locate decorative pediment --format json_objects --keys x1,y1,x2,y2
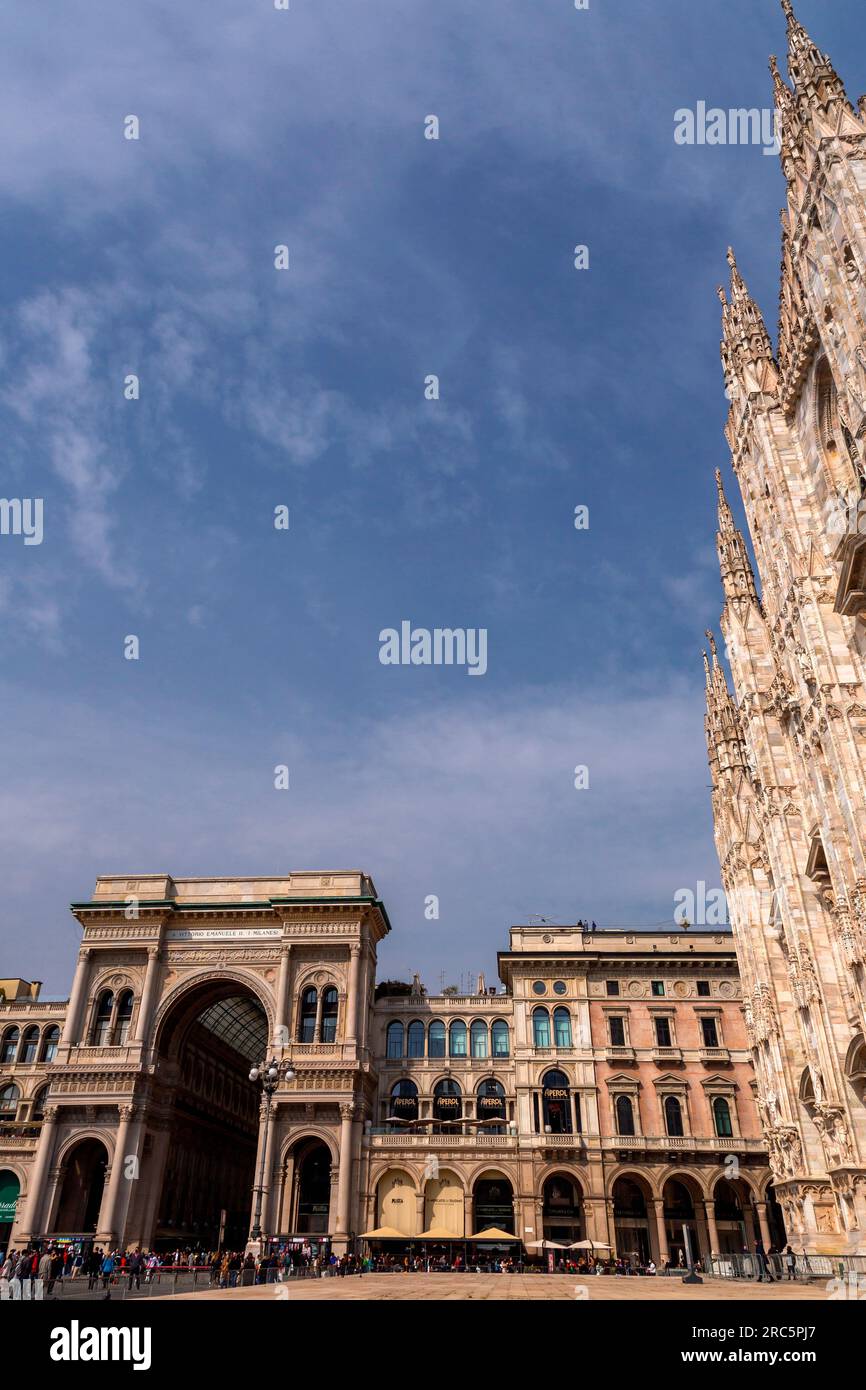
[
  {"x1": 651, "y1": 1073, "x2": 690, "y2": 1091},
  {"x1": 604, "y1": 1072, "x2": 641, "y2": 1090}
]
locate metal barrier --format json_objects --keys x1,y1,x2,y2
[{"x1": 708, "y1": 1252, "x2": 866, "y2": 1282}]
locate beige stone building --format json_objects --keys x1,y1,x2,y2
[
  {"x1": 0, "y1": 871, "x2": 782, "y2": 1265},
  {"x1": 705, "y1": 1, "x2": 866, "y2": 1253}
]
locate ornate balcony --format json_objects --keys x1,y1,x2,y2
[
  {"x1": 605, "y1": 1046, "x2": 636, "y2": 1063},
  {"x1": 652, "y1": 1046, "x2": 683, "y2": 1064},
  {"x1": 699, "y1": 1046, "x2": 731, "y2": 1065}
]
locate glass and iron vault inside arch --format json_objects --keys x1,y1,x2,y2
[{"x1": 152, "y1": 983, "x2": 268, "y2": 1250}]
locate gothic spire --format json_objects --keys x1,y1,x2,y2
[
  {"x1": 716, "y1": 469, "x2": 760, "y2": 607},
  {"x1": 703, "y1": 631, "x2": 751, "y2": 785},
  {"x1": 719, "y1": 248, "x2": 777, "y2": 397},
  {"x1": 780, "y1": 0, "x2": 852, "y2": 117}
]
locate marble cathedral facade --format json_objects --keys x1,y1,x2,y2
[{"x1": 705, "y1": 1, "x2": 866, "y2": 1252}]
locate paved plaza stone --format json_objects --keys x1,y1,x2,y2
[{"x1": 167, "y1": 1273, "x2": 830, "y2": 1302}]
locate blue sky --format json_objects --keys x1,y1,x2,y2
[{"x1": 1, "y1": 0, "x2": 861, "y2": 995}]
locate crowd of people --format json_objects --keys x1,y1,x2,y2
[{"x1": 0, "y1": 1234, "x2": 808, "y2": 1296}]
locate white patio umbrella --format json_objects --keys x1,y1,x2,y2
[
  {"x1": 525, "y1": 1239, "x2": 566, "y2": 1250},
  {"x1": 568, "y1": 1240, "x2": 611, "y2": 1250}
]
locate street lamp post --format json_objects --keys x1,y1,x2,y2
[{"x1": 248, "y1": 1056, "x2": 296, "y2": 1247}]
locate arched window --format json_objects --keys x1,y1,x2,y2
[
  {"x1": 532, "y1": 1007, "x2": 550, "y2": 1048},
  {"x1": 114, "y1": 990, "x2": 134, "y2": 1045},
  {"x1": 449, "y1": 1020, "x2": 467, "y2": 1058},
  {"x1": 432, "y1": 1078, "x2": 462, "y2": 1132},
  {"x1": 664, "y1": 1095, "x2": 684, "y2": 1137},
  {"x1": 91, "y1": 992, "x2": 114, "y2": 1046},
  {"x1": 298, "y1": 988, "x2": 317, "y2": 1044},
  {"x1": 553, "y1": 1007, "x2": 572, "y2": 1048},
  {"x1": 31, "y1": 1085, "x2": 49, "y2": 1122},
  {"x1": 476, "y1": 1077, "x2": 506, "y2": 1133},
  {"x1": 40, "y1": 1027, "x2": 60, "y2": 1064},
  {"x1": 386, "y1": 1021, "x2": 404, "y2": 1059},
  {"x1": 491, "y1": 1020, "x2": 510, "y2": 1057},
  {"x1": 542, "y1": 1069, "x2": 572, "y2": 1134},
  {"x1": 1, "y1": 1028, "x2": 20, "y2": 1065},
  {"x1": 470, "y1": 1020, "x2": 488, "y2": 1058},
  {"x1": 321, "y1": 987, "x2": 339, "y2": 1043},
  {"x1": 615, "y1": 1094, "x2": 635, "y2": 1136},
  {"x1": 0, "y1": 1084, "x2": 19, "y2": 1119},
  {"x1": 389, "y1": 1078, "x2": 419, "y2": 1126},
  {"x1": 713, "y1": 1096, "x2": 733, "y2": 1138},
  {"x1": 428, "y1": 1020, "x2": 446, "y2": 1058},
  {"x1": 19, "y1": 1026, "x2": 39, "y2": 1064},
  {"x1": 407, "y1": 1020, "x2": 425, "y2": 1058}
]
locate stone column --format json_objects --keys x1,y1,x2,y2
[
  {"x1": 19, "y1": 1106, "x2": 59, "y2": 1240},
  {"x1": 112, "y1": 1107, "x2": 145, "y2": 1244},
  {"x1": 97, "y1": 1105, "x2": 136, "y2": 1244},
  {"x1": 704, "y1": 1199, "x2": 720, "y2": 1256},
  {"x1": 314, "y1": 992, "x2": 325, "y2": 1043},
  {"x1": 61, "y1": 949, "x2": 92, "y2": 1046},
  {"x1": 755, "y1": 1201, "x2": 773, "y2": 1249},
  {"x1": 336, "y1": 1103, "x2": 356, "y2": 1240},
  {"x1": 653, "y1": 1198, "x2": 670, "y2": 1264},
  {"x1": 275, "y1": 946, "x2": 291, "y2": 1046},
  {"x1": 260, "y1": 1106, "x2": 279, "y2": 1236},
  {"x1": 134, "y1": 947, "x2": 161, "y2": 1045},
  {"x1": 346, "y1": 944, "x2": 362, "y2": 1045},
  {"x1": 248, "y1": 1094, "x2": 272, "y2": 1240}
]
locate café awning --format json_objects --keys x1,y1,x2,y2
[
  {"x1": 525, "y1": 1239, "x2": 566, "y2": 1250},
  {"x1": 569, "y1": 1240, "x2": 611, "y2": 1250},
  {"x1": 416, "y1": 1227, "x2": 462, "y2": 1240},
  {"x1": 467, "y1": 1228, "x2": 518, "y2": 1242},
  {"x1": 360, "y1": 1226, "x2": 409, "y2": 1240}
]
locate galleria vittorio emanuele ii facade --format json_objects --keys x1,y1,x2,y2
[{"x1": 0, "y1": 871, "x2": 782, "y2": 1265}]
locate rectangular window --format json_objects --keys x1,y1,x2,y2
[
  {"x1": 606, "y1": 980, "x2": 620, "y2": 997},
  {"x1": 701, "y1": 1017, "x2": 720, "y2": 1048},
  {"x1": 651, "y1": 980, "x2": 665, "y2": 997},
  {"x1": 608, "y1": 1016, "x2": 626, "y2": 1047},
  {"x1": 654, "y1": 1017, "x2": 672, "y2": 1047},
  {"x1": 696, "y1": 980, "x2": 711, "y2": 997}
]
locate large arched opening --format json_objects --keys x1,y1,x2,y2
[
  {"x1": 541, "y1": 1172, "x2": 584, "y2": 1244},
  {"x1": 52, "y1": 1139, "x2": 108, "y2": 1236},
  {"x1": 152, "y1": 979, "x2": 268, "y2": 1251},
  {"x1": 473, "y1": 1170, "x2": 515, "y2": 1235},
  {"x1": 611, "y1": 1173, "x2": 653, "y2": 1265}
]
